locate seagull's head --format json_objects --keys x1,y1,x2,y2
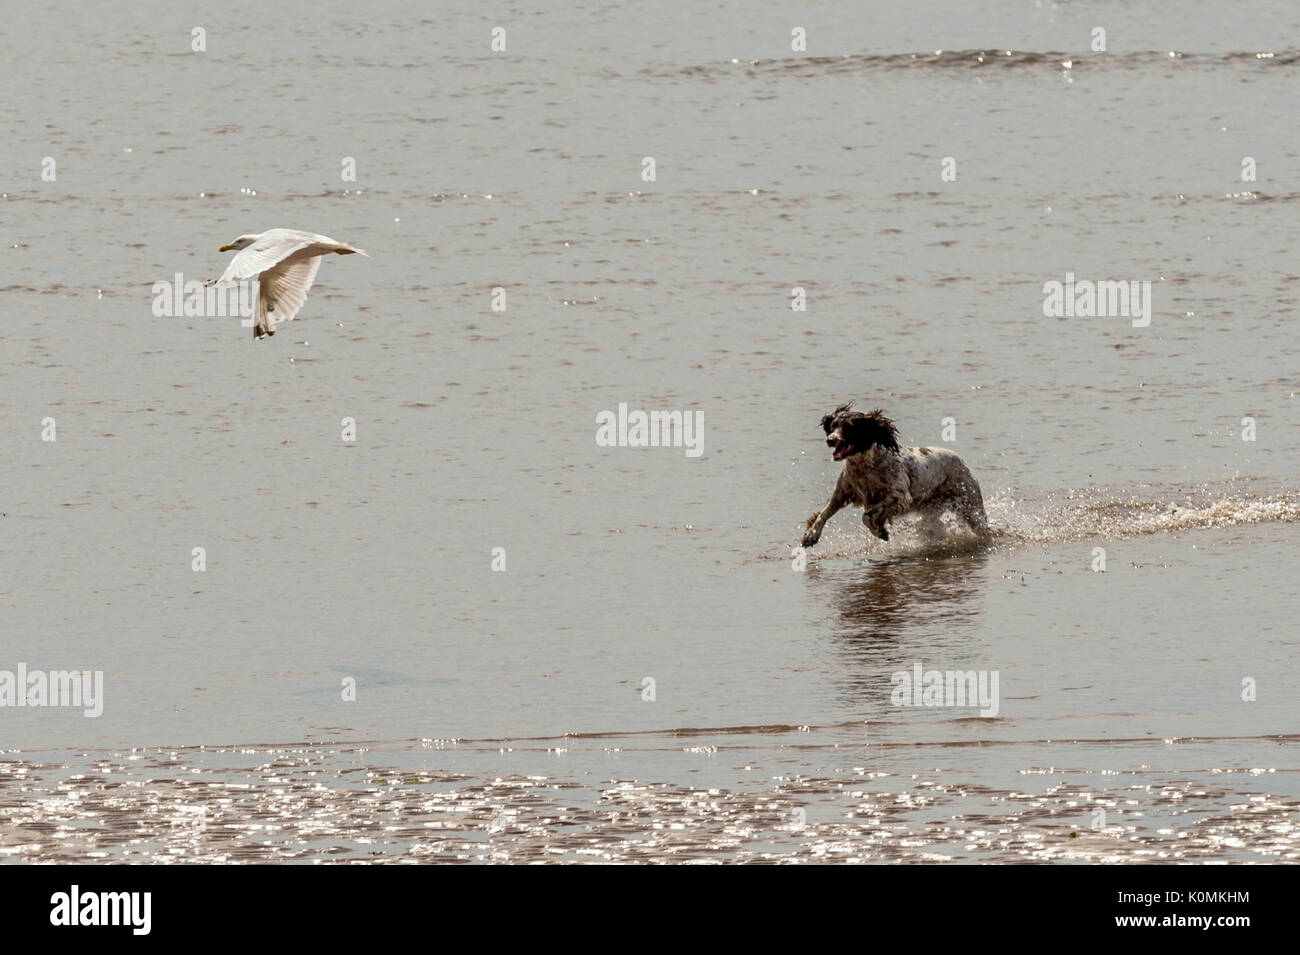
[{"x1": 219, "y1": 234, "x2": 258, "y2": 252}]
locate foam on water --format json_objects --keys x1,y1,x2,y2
[{"x1": 998, "y1": 486, "x2": 1300, "y2": 544}]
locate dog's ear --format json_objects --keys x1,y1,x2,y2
[
  {"x1": 851, "y1": 409, "x2": 900, "y2": 453},
  {"x1": 820, "y1": 413, "x2": 834, "y2": 433}
]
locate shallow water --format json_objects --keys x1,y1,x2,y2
[{"x1": 2, "y1": 0, "x2": 1298, "y2": 862}]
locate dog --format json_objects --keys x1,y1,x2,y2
[{"x1": 801, "y1": 404, "x2": 989, "y2": 548}]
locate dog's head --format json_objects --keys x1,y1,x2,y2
[{"x1": 819, "y1": 403, "x2": 900, "y2": 461}]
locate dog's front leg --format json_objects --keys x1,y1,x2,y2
[
  {"x1": 802, "y1": 485, "x2": 846, "y2": 548},
  {"x1": 863, "y1": 489, "x2": 912, "y2": 541},
  {"x1": 861, "y1": 505, "x2": 889, "y2": 541}
]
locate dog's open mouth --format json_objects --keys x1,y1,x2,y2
[{"x1": 832, "y1": 443, "x2": 856, "y2": 461}]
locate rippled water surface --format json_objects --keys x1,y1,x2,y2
[{"x1": 2, "y1": 0, "x2": 1298, "y2": 862}]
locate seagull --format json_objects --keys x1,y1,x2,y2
[{"x1": 215, "y1": 228, "x2": 366, "y2": 339}]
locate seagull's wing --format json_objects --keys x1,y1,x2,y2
[
  {"x1": 264, "y1": 229, "x2": 366, "y2": 257},
  {"x1": 256, "y1": 252, "x2": 323, "y2": 337},
  {"x1": 218, "y1": 231, "x2": 367, "y2": 285},
  {"x1": 218, "y1": 233, "x2": 315, "y2": 284},
  {"x1": 301, "y1": 233, "x2": 368, "y2": 257}
]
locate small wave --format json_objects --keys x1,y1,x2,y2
[{"x1": 665, "y1": 49, "x2": 1300, "y2": 82}]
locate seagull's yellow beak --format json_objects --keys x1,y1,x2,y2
[{"x1": 219, "y1": 244, "x2": 235, "y2": 251}]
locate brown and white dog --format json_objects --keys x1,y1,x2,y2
[{"x1": 801, "y1": 404, "x2": 989, "y2": 548}]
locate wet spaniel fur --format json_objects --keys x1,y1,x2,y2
[{"x1": 801, "y1": 404, "x2": 989, "y2": 547}]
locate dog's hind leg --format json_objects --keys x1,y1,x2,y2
[{"x1": 956, "y1": 484, "x2": 991, "y2": 539}]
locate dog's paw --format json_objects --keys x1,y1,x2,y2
[{"x1": 802, "y1": 512, "x2": 822, "y2": 547}]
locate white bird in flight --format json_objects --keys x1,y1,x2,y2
[{"x1": 216, "y1": 228, "x2": 366, "y2": 339}]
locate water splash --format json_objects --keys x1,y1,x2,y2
[{"x1": 801, "y1": 481, "x2": 1300, "y2": 559}]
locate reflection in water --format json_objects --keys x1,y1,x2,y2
[{"x1": 807, "y1": 548, "x2": 991, "y2": 710}]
